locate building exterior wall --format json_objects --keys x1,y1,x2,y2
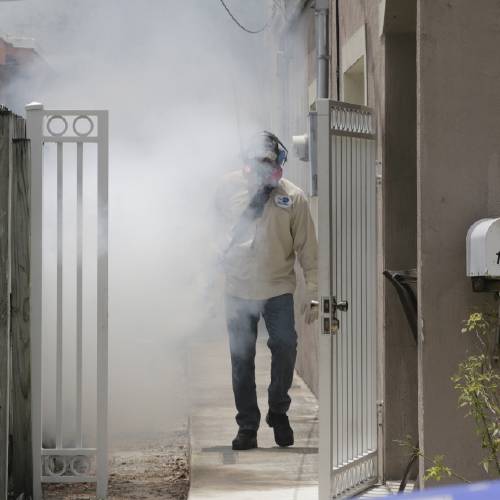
[
  {"x1": 383, "y1": 32, "x2": 418, "y2": 480},
  {"x1": 290, "y1": 9, "x2": 320, "y2": 396},
  {"x1": 417, "y1": 0, "x2": 500, "y2": 484}
]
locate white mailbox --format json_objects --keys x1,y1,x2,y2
[{"x1": 467, "y1": 218, "x2": 500, "y2": 285}]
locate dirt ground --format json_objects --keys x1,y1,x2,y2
[{"x1": 42, "y1": 426, "x2": 189, "y2": 500}]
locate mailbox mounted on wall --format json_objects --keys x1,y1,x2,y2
[{"x1": 467, "y1": 217, "x2": 500, "y2": 292}]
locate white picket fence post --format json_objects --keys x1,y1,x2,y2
[{"x1": 26, "y1": 103, "x2": 109, "y2": 499}]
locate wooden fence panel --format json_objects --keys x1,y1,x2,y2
[
  {"x1": 10, "y1": 138, "x2": 32, "y2": 498},
  {"x1": 12, "y1": 115, "x2": 25, "y2": 141},
  {"x1": 0, "y1": 108, "x2": 30, "y2": 499},
  {"x1": 0, "y1": 111, "x2": 11, "y2": 500}
]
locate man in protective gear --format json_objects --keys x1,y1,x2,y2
[{"x1": 216, "y1": 131, "x2": 318, "y2": 451}]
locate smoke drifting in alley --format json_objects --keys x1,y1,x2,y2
[{"x1": 1, "y1": 0, "x2": 277, "y2": 443}]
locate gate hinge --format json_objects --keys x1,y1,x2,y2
[
  {"x1": 376, "y1": 160, "x2": 383, "y2": 183},
  {"x1": 376, "y1": 400, "x2": 384, "y2": 428}
]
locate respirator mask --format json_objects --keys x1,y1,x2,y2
[{"x1": 243, "y1": 131, "x2": 288, "y2": 188}]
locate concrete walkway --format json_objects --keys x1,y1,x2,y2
[{"x1": 187, "y1": 328, "x2": 319, "y2": 500}]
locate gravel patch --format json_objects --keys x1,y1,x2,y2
[{"x1": 42, "y1": 426, "x2": 190, "y2": 499}]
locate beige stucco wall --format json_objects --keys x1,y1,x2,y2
[
  {"x1": 283, "y1": 0, "x2": 387, "y2": 400},
  {"x1": 277, "y1": 6, "x2": 320, "y2": 396},
  {"x1": 417, "y1": 0, "x2": 500, "y2": 484},
  {"x1": 383, "y1": 32, "x2": 418, "y2": 480}
]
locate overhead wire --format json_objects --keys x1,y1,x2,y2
[{"x1": 218, "y1": 0, "x2": 276, "y2": 34}]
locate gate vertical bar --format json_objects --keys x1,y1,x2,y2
[
  {"x1": 76, "y1": 142, "x2": 83, "y2": 447},
  {"x1": 56, "y1": 142, "x2": 64, "y2": 449},
  {"x1": 369, "y1": 139, "x2": 377, "y2": 451},
  {"x1": 96, "y1": 111, "x2": 109, "y2": 498},
  {"x1": 368, "y1": 135, "x2": 372, "y2": 449},
  {"x1": 345, "y1": 133, "x2": 351, "y2": 465},
  {"x1": 368, "y1": 131, "x2": 372, "y2": 451},
  {"x1": 26, "y1": 102, "x2": 44, "y2": 500},
  {"x1": 356, "y1": 135, "x2": 362, "y2": 460},
  {"x1": 351, "y1": 135, "x2": 360, "y2": 457},
  {"x1": 335, "y1": 134, "x2": 341, "y2": 471},
  {"x1": 367, "y1": 137, "x2": 372, "y2": 451},
  {"x1": 357, "y1": 135, "x2": 363, "y2": 459},
  {"x1": 331, "y1": 133, "x2": 339, "y2": 471},
  {"x1": 316, "y1": 98, "x2": 333, "y2": 500},
  {"x1": 341, "y1": 134, "x2": 347, "y2": 467},
  {"x1": 362, "y1": 126, "x2": 367, "y2": 451}
]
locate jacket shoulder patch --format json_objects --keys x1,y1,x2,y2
[{"x1": 274, "y1": 194, "x2": 293, "y2": 209}]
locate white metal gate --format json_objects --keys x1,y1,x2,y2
[
  {"x1": 314, "y1": 99, "x2": 378, "y2": 499},
  {"x1": 26, "y1": 103, "x2": 109, "y2": 499}
]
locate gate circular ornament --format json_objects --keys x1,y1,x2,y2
[
  {"x1": 70, "y1": 455, "x2": 92, "y2": 476},
  {"x1": 73, "y1": 115, "x2": 94, "y2": 137},
  {"x1": 46, "y1": 115, "x2": 68, "y2": 137},
  {"x1": 46, "y1": 455, "x2": 67, "y2": 476}
]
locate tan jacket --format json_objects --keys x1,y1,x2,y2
[{"x1": 215, "y1": 170, "x2": 318, "y2": 300}]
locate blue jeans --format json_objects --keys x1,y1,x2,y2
[{"x1": 225, "y1": 294, "x2": 298, "y2": 431}]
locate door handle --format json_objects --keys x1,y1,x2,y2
[
  {"x1": 331, "y1": 299, "x2": 347, "y2": 334},
  {"x1": 333, "y1": 298, "x2": 348, "y2": 313}
]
